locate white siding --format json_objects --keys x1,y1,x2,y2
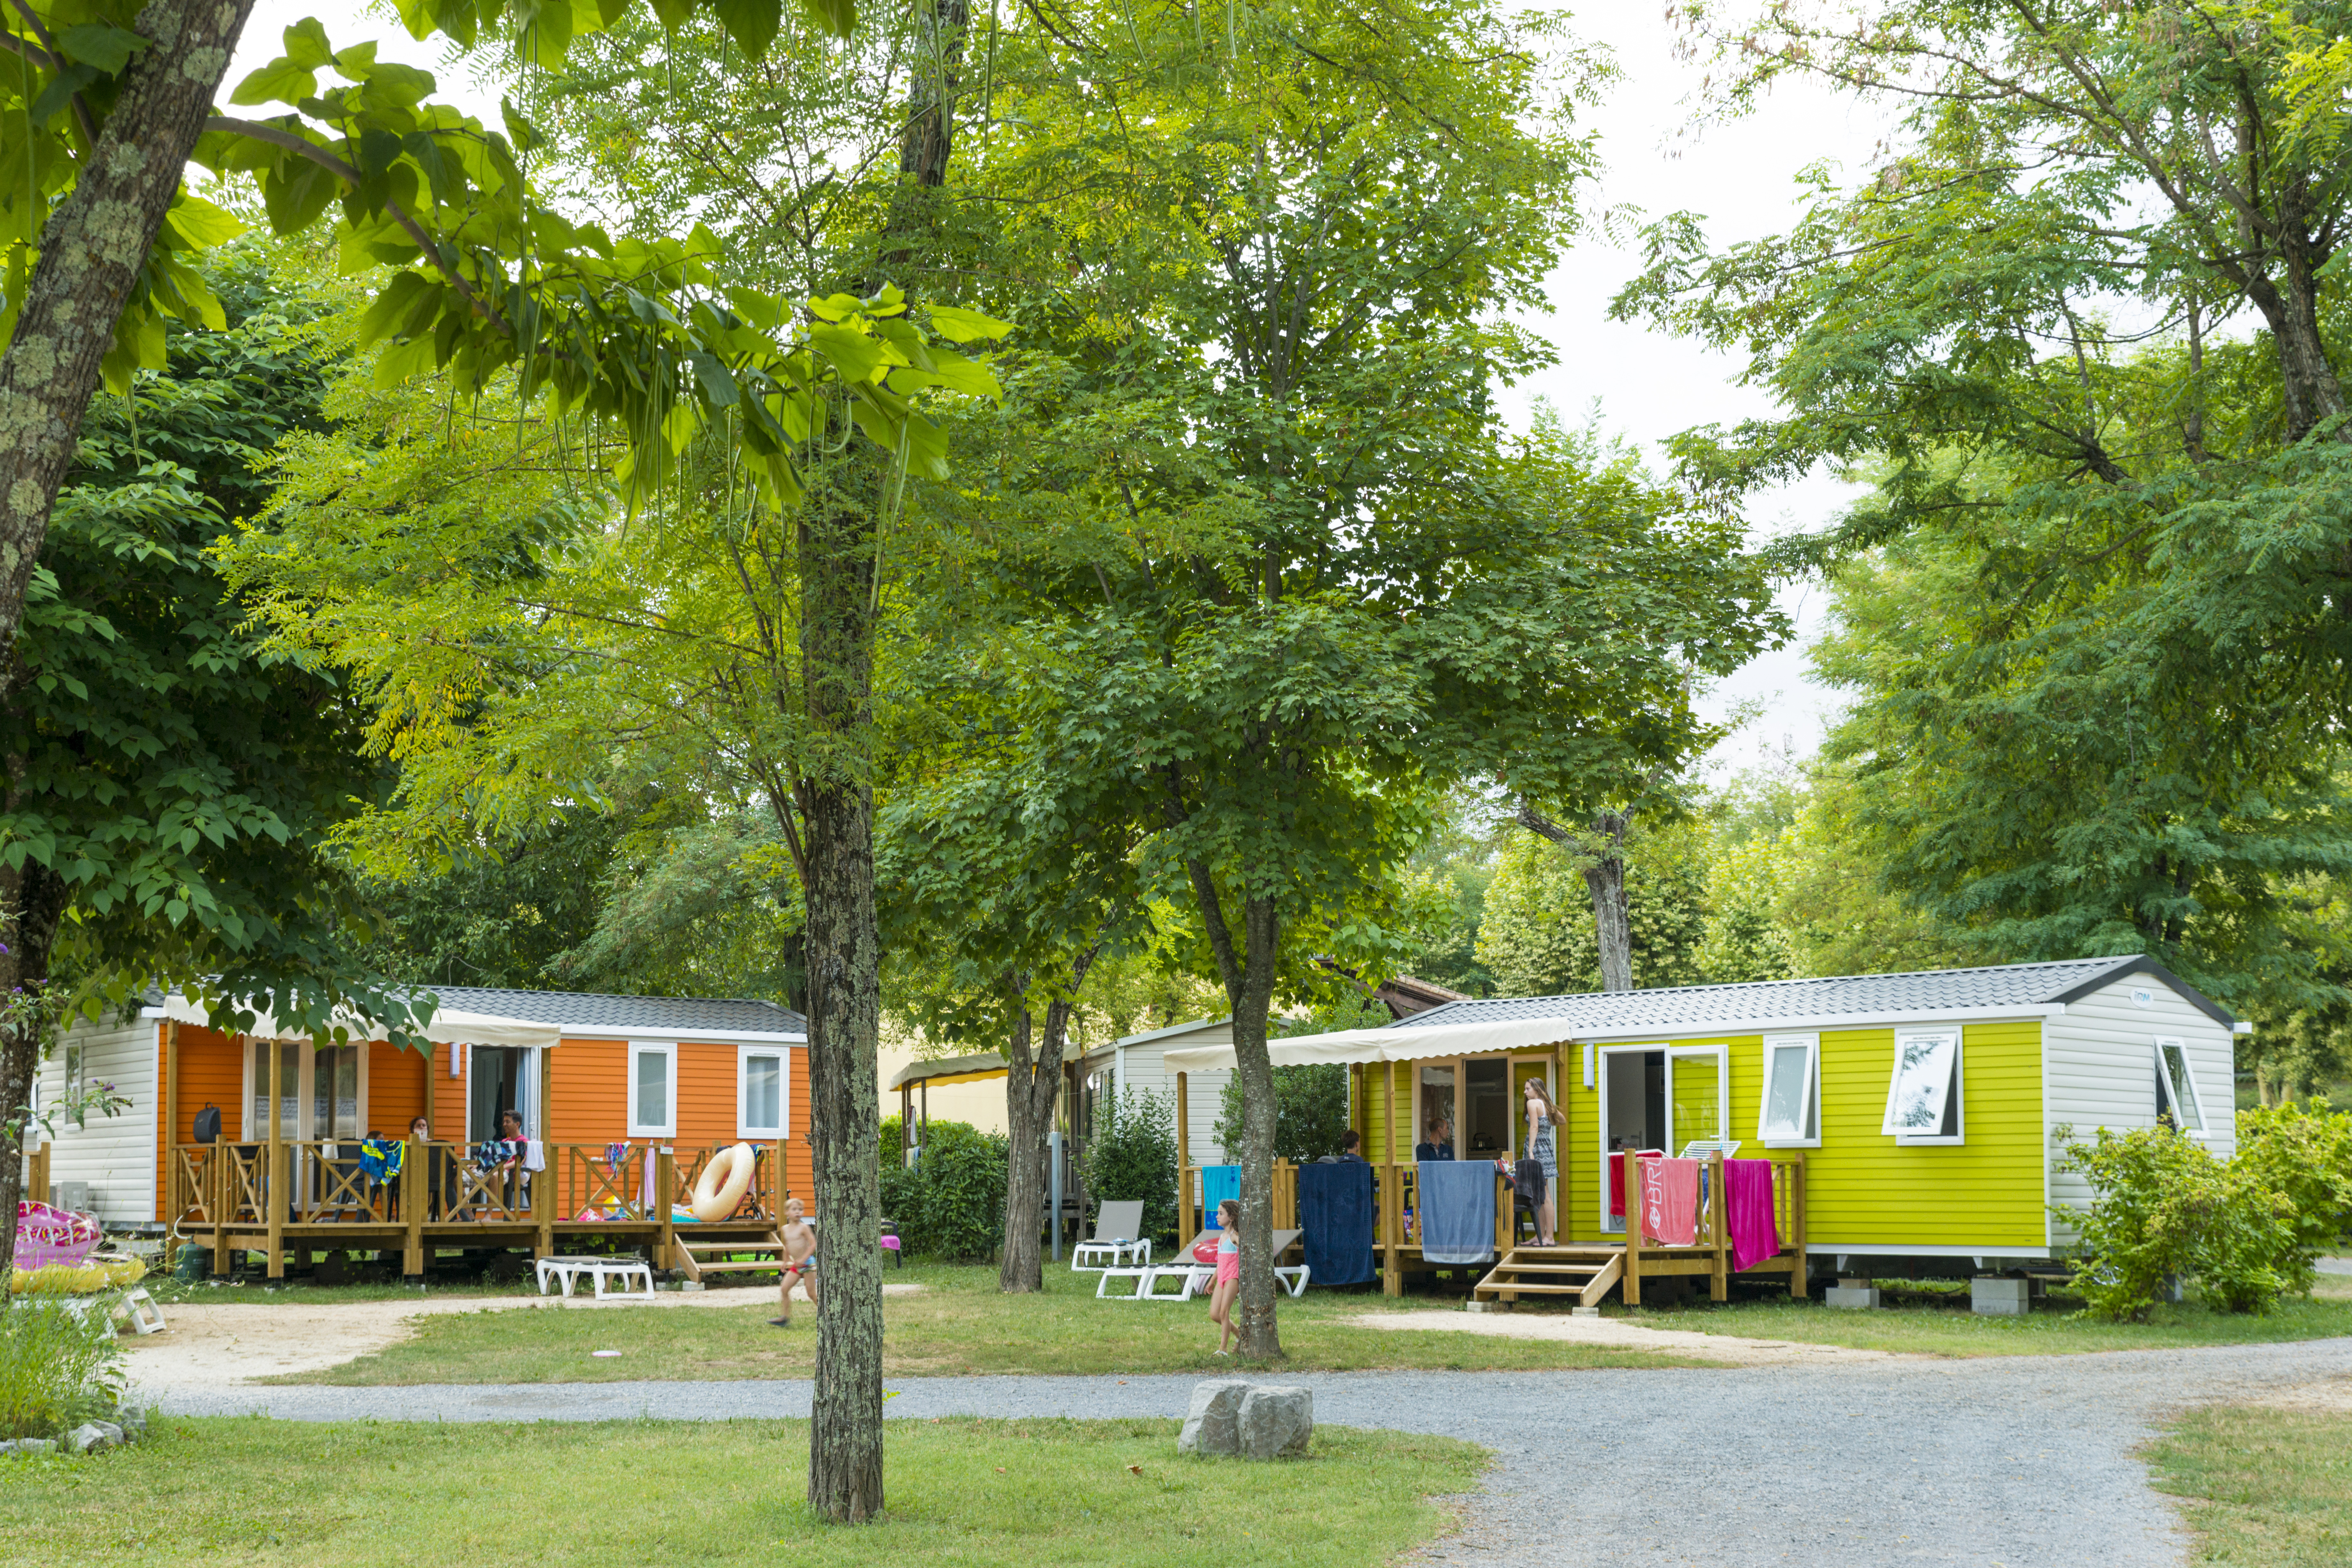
[
  {"x1": 2045, "y1": 974, "x2": 2238, "y2": 1241},
  {"x1": 1104, "y1": 1022, "x2": 1234, "y2": 1168},
  {"x1": 32, "y1": 1018, "x2": 158, "y2": 1223}
]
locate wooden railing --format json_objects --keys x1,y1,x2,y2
[
  {"x1": 1623, "y1": 1151, "x2": 1806, "y2": 1304},
  {"x1": 1174, "y1": 1158, "x2": 1298, "y2": 1243}
]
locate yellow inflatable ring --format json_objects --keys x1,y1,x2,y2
[{"x1": 690, "y1": 1143, "x2": 757, "y2": 1222}]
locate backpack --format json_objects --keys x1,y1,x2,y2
[{"x1": 193, "y1": 1104, "x2": 220, "y2": 1144}]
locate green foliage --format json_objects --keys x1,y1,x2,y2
[
  {"x1": 0, "y1": 1301, "x2": 124, "y2": 1441},
  {"x1": 2236, "y1": 1099, "x2": 2352, "y2": 1294},
  {"x1": 1693, "y1": 830, "x2": 1802, "y2": 985},
  {"x1": 1476, "y1": 823, "x2": 1709, "y2": 995},
  {"x1": 1080, "y1": 1087, "x2": 1179, "y2": 1246},
  {"x1": 879, "y1": 1119, "x2": 1010, "y2": 1263},
  {"x1": 2055, "y1": 1125, "x2": 2300, "y2": 1320},
  {"x1": 1213, "y1": 1064, "x2": 1356, "y2": 1167},
  {"x1": 352, "y1": 809, "x2": 621, "y2": 992}
]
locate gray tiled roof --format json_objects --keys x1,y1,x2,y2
[
  {"x1": 1391, "y1": 954, "x2": 2232, "y2": 1032},
  {"x1": 422, "y1": 985, "x2": 806, "y2": 1037}
]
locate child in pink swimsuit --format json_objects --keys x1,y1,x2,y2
[{"x1": 1208, "y1": 1199, "x2": 1242, "y2": 1354}]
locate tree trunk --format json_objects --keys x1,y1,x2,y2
[
  {"x1": 0, "y1": 0, "x2": 257, "y2": 689},
  {"x1": 1228, "y1": 894, "x2": 1283, "y2": 1359},
  {"x1": 0, "y1": 858, "x2": 67, "y2": 1278},
  {"x1": 999, "y1": 1003, "x2": 1046, "y2": 1291},
  {"x1": 1583, "y1": 809, "x2": 1634, "y2": 994},
  {"x1": 798, "y1": 484, "x2": 886, "y2": 1523}
]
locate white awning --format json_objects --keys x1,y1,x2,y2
[
  {"x1": 1162, "y1": 1016, "x2": 1582, "y2": 1072},
  {"x1": 161, "y1": 993, "x2": 564, "y2": 1051}
]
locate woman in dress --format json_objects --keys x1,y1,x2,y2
[{"x1": 1523, "y1": 1079, "x2": 1564, "y2": 1245}]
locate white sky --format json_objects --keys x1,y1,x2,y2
[{"x1": 227, "y1": 4, "x2": 1876, "y2": 775}]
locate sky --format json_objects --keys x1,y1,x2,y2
[{"x1": 223, "y1": 3, "x2": 1880, "y2": 776}]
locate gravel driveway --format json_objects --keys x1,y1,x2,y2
[{"x1": 140, "y1": 1338, "x2": 2352, "y2": 1567}]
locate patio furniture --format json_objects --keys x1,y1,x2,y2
[
  {"x1": 1098, "y1": 1228, "x2": 1311, "y2": 1301},
  {"x1": 534, "y1": 1255, "x2": 657, "y2": 1300},
  {"x1": 1070, "y1": 1200, "x2": 1151, "y2": 1272}
]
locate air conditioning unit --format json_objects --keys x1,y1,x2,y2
[{"x1": 49, "y1": 1181, "x2": 92, "y2": 1213}]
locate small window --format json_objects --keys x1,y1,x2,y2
[
  {"x1": 1883, "y1": 1029, "x2": 1963, "y2": 1144},
  {"x1": 1757, "y1": 1034, "x2": 1819, "y2": 1146},
  {"x1": 2154, "y1": 1038, "x2": 2206, "y2": 1134},
  {"x1": 63, "y1": 1044, "x2": 84, "y2": 1124},
  {"x1": 739, "y1": 1047, "x2": 785, "y2": 1139},
  {"x1": 629, "y1": 1043, "x2": 676, "y2": 1138}
]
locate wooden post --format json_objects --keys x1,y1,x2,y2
[
  {"x1": 536, "y1": 1046, "x2": 555, "y2": 1255},
  {"x1": 657, "y1": 1148, "x2": 676, "y2": 1270},
  {"x1": 213, "y1": 1040, "x2": 234, "y2": 1276},
  {"x1": 1383, "y1": 1058, "x2": 1401, "y2": 1297},
  {"x1": 1174, "y1": 1070, "x2": 1189, "y2": 1169},
  {"x1": 161, "y1": 1020, "x2": 179, "y2": 1246},
  {"x1": 266, "y1": 1039, "x2": 285, "y2": 1278},
  {"x1": 1493, "y1": 1167, "x2": 1510, "y2": 1256},
  {"x1": 1175, "y1": 1069, "x2": 1193, "y2": 1240},
  {"x1": 26, "y1": 1141, "x2": 49, "y2": 1208},
  {"x1": 1709, "y1": 1149, "x2": 1728, "y2": 1302},
  {"x1": 1624, "y1": 1155, "x2": 1643, "y2": 1307},
  {"x1": 423, "y1": 1041, "x2": 436, "y2": 1133},
  {"x1": 1791, "y1": 1154, "x2": 1808, "y2": 1298},
  {"x1": 404, "y1": 1134, "x2": 427, "y2": 1277}
]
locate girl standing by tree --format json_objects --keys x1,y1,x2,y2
[{"x1": 1208, "y1": 1199, "x2": 1242, "y2": 1354}]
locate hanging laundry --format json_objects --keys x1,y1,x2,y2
[
  {"x1": 1610, "y1": 1151, "x2": 1625, "y2": 1219},
  {"x1": 1296, "y1": 1160, "x2": 1375, "y2": 1285},
  {"x1": 1416, "y1": 1159, "x2": 1497, "y2": 1266},
  {"x1": 1200, "y1": 1164, "x2": 1241, "y2": 1226},
  {"x1": 1639, "y1": 1156, "x2": 1701, "y2": 1246},
  {"x1": 1725, "y1": 1160, "x2": 1781, "y2": 1272},
  {"x1": 357, "y1": 1139, "x2": 405, "y2": 1184}
]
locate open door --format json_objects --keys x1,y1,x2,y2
[{"x1": 1597, "y1": 1048, "x2": 1665, "y2": 1233}]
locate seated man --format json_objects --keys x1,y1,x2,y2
[
  {"x1": 1317, "y1": 1129, "x2": 1369, "y2": 1163},
  {"x1": 1414, "y1": 1116, "x2": 1455, "y2": 1162}
]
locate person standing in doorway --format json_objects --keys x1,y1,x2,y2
[{"x1": 1523, "y1": 1079, "x2": 1563, "y2": 1245}]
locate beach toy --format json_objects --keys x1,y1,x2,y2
[{"x1": 689, "y1": 1143, "x2": 757, "y2": 1223}]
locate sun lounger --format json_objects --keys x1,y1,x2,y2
[
  {"x1": 1099, "y1": 1227, "x2": 1311, "y2": 1301},
  {"x1": 1071, "y1": 1200, "x2": 1151, "y2": 1271}
]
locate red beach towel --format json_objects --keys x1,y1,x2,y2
[{"x1": 1639, "y1": 1157, "x2": 1700, "y2": 1246}]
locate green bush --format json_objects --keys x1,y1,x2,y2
[
  {"x1": 1082, "y1": 1085, "x2": 1179, "y2": 1245},
  {"x1": 1213, "y1": 1063, "x2": 1352, "y2": 1164},
  {"x1": 2055, "y1": 1124, "x2": 2300, "y2": 1320},
  {"x1": 2235, "y1": 1098, "x2": 2352, "y2": 1295},
  {"x1": 0, "y1": 1301, "x2": 125, "y2": 1440},
  {"x1": 878, "y1": 1118, "x2": 1009, "y2": 1262}
]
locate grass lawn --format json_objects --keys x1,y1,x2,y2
[
  {"x1": 1594, "y1": 1272, "x2": 2352, "y2": 1356},
  {"x1": 2146, "y1": 1404, "x2": 2352, "y2": 1565},
  {"x1": 0, "y1": 1415, "x2": 1487, "y2": 1566},
  {"x1": 274, "y1": 1261, "x2": 1712, "y2": 1383}
]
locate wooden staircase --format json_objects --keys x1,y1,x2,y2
[
  {"x1": 1473, "y1": 1245, "x2": 1625, "y2": 1307},
  {"x1": 674, "y1": 1232, "x2": 788, "y2": 1284}
]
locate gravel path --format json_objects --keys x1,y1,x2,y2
[{"x1": 138, "y1": 1337, "x2": 2352, "y2": 1567}]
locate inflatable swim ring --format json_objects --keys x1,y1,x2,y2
[{"x1": 689, "y1": 1143, "x2": 757, "y2": 1223}]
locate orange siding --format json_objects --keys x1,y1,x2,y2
[
  {"x1": 155, "y1": 1027, "x2": 244, "y2": 1220},
  {"x1": 550, "y1": 1037, "x2": 628, "y2": 1143},
  {"x1": 367, "y1": 1043, "x2": 436, "y2": 1141}
]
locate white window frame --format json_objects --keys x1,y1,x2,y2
[
  {"x1": 1756, "y1": 1033, "x2": 1821, "y2": 1148},
  {"x1": 1883, "y1": 1028, "x2": 1965, "y2": 1145},
  {"x1": 1665, "y1": 1044, "x2": 1732, "y2": 1156},
  {"x1": 628, "y1": 1041, "x2": 677, "y2": 1138},
  {"x1": 738, "y1": 1044, "x2": 787, "y2": 1139},
  {"x1": 2153, "y1": 1037, "x2": 2209, "y2": 1136}
]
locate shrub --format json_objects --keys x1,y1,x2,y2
[
  {"x1": 1082, "y1": 1085, "x2": 1179, "y2": 1245},
  {"x1": 0, "y1": 1301, "x2": 124, "y2": 1440},
  {"x1": 2235, "y1": 1098, "x2": 2352, "y2": 1295},
  {"x1": 1213, "y1": 1063, "x2": 1352, "y2": 1164},
  {"x1": 878, "y1": 1118, "x2": 1009, "y2": 1262},
  {"x1": 2054, "y1": 1124, "x2": 2300, "y2": 1320}
]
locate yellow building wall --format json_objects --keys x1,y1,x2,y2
[{"x1": 1558, "y1": 1020, "x2": 2045, "y2": 1248}]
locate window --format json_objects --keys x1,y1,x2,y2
[
  {"x1": 2154, "y1": 1038, "x2": 2207, "y2": 1134},
  {"x1": 629, "y1": 1043, "x2": 676, "y2": 1137},
  {"x1": 1757, "y1": 1034, "x2": 1820, "y2": 1146},
  {"x1": 63, "y1": 1044, "x2": 84, "y2": 1126},
  {"x1": 739, "y1": 1046, "x2": 785, "y2": 1139},
  {"x1": 1882, "y1": 1029, "x2": 1964, "y2": 1144}
]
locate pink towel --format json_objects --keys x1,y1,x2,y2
[
  {"x1": 1726, "y1": 1160, "x2": 1781, "y2": 1272},
  {"x1": 1639, "y1": 1157, "x2": 1700, "y2": 1246}
]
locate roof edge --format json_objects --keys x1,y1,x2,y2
[{"x1": 2044, "y1": 955, "x2": 2236, "y2": 1030}]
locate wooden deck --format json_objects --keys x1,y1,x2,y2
[{"x1": 168, "y1": 1139, "x2": 791, "y2": 1278}]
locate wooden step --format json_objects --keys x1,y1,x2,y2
[
  {"x1": 682, "y1": 1241, "x2": 782, "y2": 1255},
  {"x1": 688, "y1": 1260, "x2": 787, "y2": 1274}
]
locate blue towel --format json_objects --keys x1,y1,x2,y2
[
  {"x1": 1416, "y1": 1160, "x2": 1496, "y2": 1266},
  {"x1": 1297, "y1": 1161, "x2": 1374, "y2": 1286},
  {"x1": 1201, "y1": 1165, "x2": 1241, "y2": 1226}
]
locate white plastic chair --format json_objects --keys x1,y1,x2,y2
[{"x1": 1070, "y1": 1200, "x2": 1151, "y2": 1271}]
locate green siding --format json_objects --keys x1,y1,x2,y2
[{"x1": 1559, "y1": 1020, "x2": 2045, "y2": 1247}]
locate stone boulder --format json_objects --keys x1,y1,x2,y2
[
  {"x1": 1237, "y1": 1385, "x2": 1313, "y2": 1459},
  {"x1": 1177, "y1": 1379, "x2": 1251, "y2": 1456},
  {"x1": 67, "y1": 1422, "x2": 120, "y2": 1455}
]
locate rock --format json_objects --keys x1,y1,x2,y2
[
  {"x1": 0, "y1": 1441, "x2": 16, "y2": 1456},
  {"x1": 115, "y1": 1412, "x2": 147, "y2": 1442},
  {"x1": 12, "y1": 1438, "x2": 56, "y2": 1456},
  {"x1": 67, "y1": 1423, "x2": 117, "y2": 1454},
  {"x1": 1176, "y1": 1379, "x2": 1252, "y2": 1456},
  {"x1": 1236, "y1": 1385, "x2": 1313, "y2": 1459}
]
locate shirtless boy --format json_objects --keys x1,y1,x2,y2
[{"x1": 770, "y1": 1198, "x2": 817, "y2": 1327}]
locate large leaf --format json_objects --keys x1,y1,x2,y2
[
  {"x1": 56, "y1": 23, "x2": 150, "y2": 73},
  {"x1": 230, "y1": 58, "x2": 318, "y2": 107}
]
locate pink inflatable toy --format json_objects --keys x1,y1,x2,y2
[{"x1": 14, "y1": 1200, "x2": 100, "y2": 1270}]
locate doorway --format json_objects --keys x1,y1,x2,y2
[
  {"x1": 1598, "y1": 1048, "x2": 1666, "y2": 1234},
  {"x1": 1463, "y1": 1058, "x2": 1511, "y2": 1157},
  {"x1": 469, "y1": 1047, "x2": 536, "y2": 1142}
]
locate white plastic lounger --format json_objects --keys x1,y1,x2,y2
[
  {"x1": 1101, "y1": 1228, "x2": 1311, "y2": 1300},
  {"x1": 1071, "y1": 1200, "x2": 1151, "y2": 1271}
]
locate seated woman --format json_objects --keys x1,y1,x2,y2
[{"x1": 1413, "y1": 1116, "x2": 1455, "y2": 1162}]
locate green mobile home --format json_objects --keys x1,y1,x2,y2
[{"x1": 1163, "y1": 955, "x2": 2241, "y2": 1299}]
